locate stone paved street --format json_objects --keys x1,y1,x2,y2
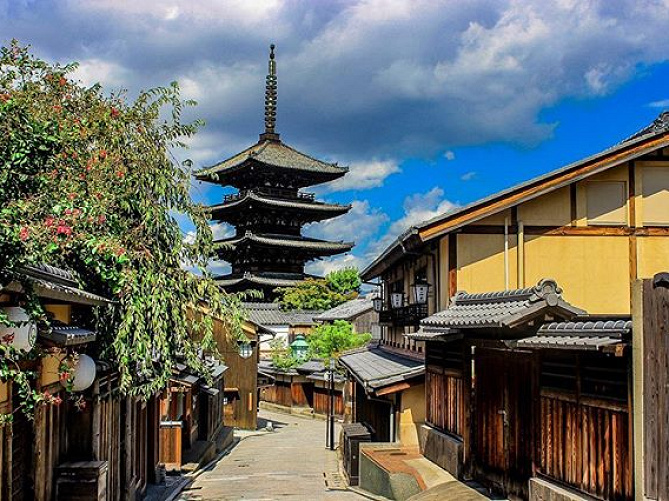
[{"x1": 177, "y1": 410, "x2": 366, "y2": 501}]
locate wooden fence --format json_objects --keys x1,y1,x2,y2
[
  {"x1": 539, "y1": 392, "x2": 632, "y2": 500},
  {"x1": 426, "y1": 367, "x2": 464, "y2": 437}
]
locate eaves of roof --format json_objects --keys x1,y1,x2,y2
[
  {"x1": 208, "y1": 192, "x2": 351, "y2": 215},
  {"x1": 361, "y1": 126, "x2": 669, "y2": 280}
]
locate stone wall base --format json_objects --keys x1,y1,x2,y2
[
  {"x1": 529, "y1": 477, "x2": 592, "y2": 501},
  {"x1": 418, "y1": 425, "x2": 463, "y2": 478}
]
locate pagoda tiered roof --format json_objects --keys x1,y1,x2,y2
[
  {"x1": 215, "y1": 271, "x2": 313, "y2": 289},
  {"x1": 208, "y1": 190, "x2": 350, "y2": 223},
  {"x1": 214, "y1": 232, "x2": 353, "y2": 259},
  {"x1": 195, "y1": 139, "x2": 348, "y2": 188}
]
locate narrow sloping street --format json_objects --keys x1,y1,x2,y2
[{"x1": 177, "y1": 410, "x2": 366, "y2": 501}]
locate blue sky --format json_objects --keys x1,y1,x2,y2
[{"x1": 3, "y1": 0, "x2": 669, "y2": 275}]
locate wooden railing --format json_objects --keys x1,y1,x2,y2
[
  {"x1": 224, "y1": 188, "x2": 315, "y2": 203},
  {"x1": 538, "y1": 392, "x2": 632, "y2": 501},
  {"x1": 158, "y1": 421, "x2": 183, "y2": 470},
  {"x1": 379, "y1": 304, "x2": 428, "y2": 327}
]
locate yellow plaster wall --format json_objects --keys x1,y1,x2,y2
[
  {"x1": 637, "y1": 161, "x2": 669, "y2": 226},
  {"x1": 457, "y1": 234, "x2": 518, "y2": 294},
  {"x1": 517, "y1": 187, "x2": 572, "y2": 226},
  {"x1": 475, "y1": 209, "x2": 512, "y2": 226},
  {"x1": 637, "y1": 237, "x2": 669, "y2": 279},
  {"x1": 44, "y1": 304, "x2": 71, "y2": 324},
  {"x1": 575, "y1": 163, "x2": 629, "y2": 227},
  {"x1": 398, "y1": 383, "x2": 425, "y2": 447},
  {"x1": 40, "y1": 354, "x2": 66, "y2": 388},
  {"x1": 438, "y1": 236, "x2": 450, "y2": 309},
  {"x1": 523, "y1": 235, "x2": 630, "y2": 314},
  {"x1": 0, "y1": 382, "x2": 8, "y2": 404}
]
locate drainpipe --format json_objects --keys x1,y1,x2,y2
[
  {"x1": 389, "y1": 400, "x2": 396, "y2": 442},
  {"x1": 517, "y1": 221, "x2": 525, "y2": 288},
  {"x1": 504, "y1": 216, "x2": 510, "y2": 291}
]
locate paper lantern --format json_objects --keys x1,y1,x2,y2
[
  {"x1": 0, "y1": 307, "x2": 36, "y2": 352},
  {"x1": 64, "y1": 354, "x2": 97, "y2": 392}
]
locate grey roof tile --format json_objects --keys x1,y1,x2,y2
[
  {"x1": 243, "y1": 302, "x2": 321, "y2": 326},
  {"x1": 195, "y1": 139, "x2": 348, "y2": 179},
  {"x1": 214, "y1": 232, "x2": 353, "y2": 255},
  {"x1": 418, "y1": 279, "x2": 585, "y2": 334},
  {"x1": 339, "y1": 345, "x2": 424, "y2": 392},
  {"x1": 40, "y1": 324, "x2": 97, "y2": 346},
  {"x1": 514, "y1": 317, "x2": 632, "y2": 351},
  {"x1": 208, "y1": 191, "x2": 350, "y2": 215},
  {"x1": 314, "y1": 298, "x2": 374, "y2": 322}
]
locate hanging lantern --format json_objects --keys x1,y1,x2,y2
[
  {"x1": 238, "y1": 340, "x2": 253, "y2": 359},
  {"x1": 411, "y1": 281, "x2": 430, "y2": 305},
  {"x1": 390, "y1": 292, "x2": 404, "y2": 309},
  {"x1": 0, "y1": 307, "x2": 36, "y2": 352},
  {"x1": 290, "y1": 334, "x2": 309, "y2": 360},
  {"x1": 62, "y1": 354, "x2": 97, "y2": 392},
  {"x1": 372, "y1": 295, "x2": 384, "y2": 313}
]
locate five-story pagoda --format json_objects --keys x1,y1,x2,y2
[{"x1": 195, "y1": 45, "x2": 354, "y2": 300}]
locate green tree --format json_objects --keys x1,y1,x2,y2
[
  {"x1": 307, "y1": 320, "x2": 371, "y2": 360},
  {"x1": 269, "y1": 337, "x2": 299, "y2": 369},
  {"x1": 326, "y1": 267, "x2": 361, "y2": 295},
  {"x1": 0, "y1": 41, "x2": 244, "y2": 415},
  {"x1": 275, "y1": 268, "x2": 361, "y2": 311}
]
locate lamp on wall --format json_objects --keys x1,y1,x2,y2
[
  {"x1": 0, "y1": 307, "x2": 36, "y2": 352},
  {"x1": 237, "y1": 339, "x2": 254, "y2": 359},
  {"x1": 411, "y1": 280, "x2": 430, "y2": 305},
  {"x1": 390, "y1": 292, "x2": 404, "y2": 309},
  {"x1": 290, "y1": 334, "x2": 309, "y2": 360},
  {"x1": 63, "y1": 354, "x2": 97, "y2": 392},
  {"x1": 372, "y1": 294, "x2": 384, "y2": 313}
]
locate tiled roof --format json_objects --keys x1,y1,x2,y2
[
  {"x1": 195, "y1": 139, "x2": 348, "y2": 180},
  {"x1": 414, "y1": 279, "x2": 585, "y2": 338},
  {"x1": 3, "y1": 264, "x2": 113, "y2": 306},
  {"x1": 216, "y1": 272, "x2": 307, "y2": 289},
  {"x1": 362, "y1": 113, "x2": 669, "y2": 281},
  {"x1": 208, "y1": 191, "x2": 350, "y2": 217},
  {"x1": 243, "y1": 302, "x2": 321, "y2": 326},
  {"x1": 515, "y1": 318, "x2": 631, "y2": 351},
  {"x1": 339, "y1": 345, "x2": 424, "y2": 393},
  {"x1": 214, "y1": 232, "x2": 353, "y2": 255},
  {"x1": 40, "y1": 324, "x2": 97, "y2": 346},
  {"x1": 314, "y1": 298, "x2": 374, "y2": 322}
]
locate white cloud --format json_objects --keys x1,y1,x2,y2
[
  {"x1": 460, "y1": 171, "x2": 476, "y2": 181},
  {"x1": 210, "y1": 223, "x2": 234, "y2": 240},
  {"x1": 322, "y1": 160, "x2": 400, "y2": 193},
  {"x1": 304, "y1": 200, "x2": 388, "y2": 244},
  {"x1": 306, "y1": 254, "x2": 366, "y2": 277},
  {"x1": 648, "y1": 99, "x2": 669, "y2": 108},
  {"x1": 444, "y1": 150, "x2": 456, "y2": 161}
]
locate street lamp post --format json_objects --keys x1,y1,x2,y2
[{"x1": 329, "y1": 357, "x2": 335, "y2": 451}]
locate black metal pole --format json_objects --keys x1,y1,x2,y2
[
  {"x1": 329, "y1": 361, "x2": 335, "y2": 451},
  {"x1": 326, "y1": 372, "x2": 331, "y2": 448}
]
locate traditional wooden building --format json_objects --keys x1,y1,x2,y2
[
  {"x1": 194, "y1": 45, "x2": 353, "y2": 300},
  {"x1": 313, "y1": 297, "x2": 378, "y2": 334},
  {"x1": 0, "y1": 263, "x2": 158, "y2": 501},
  {"x1": 360, "y1": 111, "x2": 669, "y2": 500}
]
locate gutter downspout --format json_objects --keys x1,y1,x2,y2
[
  {"x1": 504, "y1": 216, "x2": 510, "y2": 291},
  {"x1": 517, "y1": 220, "x2": 525, "y2": 288}
]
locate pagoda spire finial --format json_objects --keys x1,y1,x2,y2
[{"x1": 261, "y1": 43, "x2": 280, "y2": 141}]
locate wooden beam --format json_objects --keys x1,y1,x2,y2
[
  {"x1": 376, "y1": 382, "x2": 411, "y2": 396},
  {"x1": 448, "y1": 236, "x2": 457, "y2": 297},
  {"x1": 456, "y1": 225, "x2": 669, "y2": 237},
  {"x1": 419, "y1": 134, "x2": 669, "y2": 241}
]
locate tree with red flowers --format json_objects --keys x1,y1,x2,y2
[{"x1": 0, "y1": 41, "x2": 245, "y2": 412}]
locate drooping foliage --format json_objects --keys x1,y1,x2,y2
[
  {"x1": 0, "y1": 41, "x2": 244, "y2": 416},
  {"x1": 275, "y1": 267, "x2": 361, "y2": 311}
]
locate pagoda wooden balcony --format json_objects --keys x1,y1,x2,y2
[
  {"x1": 379, "y1": 304, "x2": 429, "y2": 327},
  {"x1": 224, "y1": 188, "x2": 315, "y2": 203}
]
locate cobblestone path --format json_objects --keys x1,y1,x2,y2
[{"x1": 177, "y1": 410, "x2": 366, "y2": 501}]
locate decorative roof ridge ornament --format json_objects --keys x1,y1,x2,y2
[
  {"x1": 450, "y1": 278, "x2": 562, "y2": 306},
  {"x1": 260, "y1": 44, "x2": 280, "y2": 142},
  {"x1": 621, "y1": 110, "x2": 669, "y2": 144}
]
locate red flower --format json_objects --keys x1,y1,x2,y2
[
  {"x1": 64, "y1": 209, "x2": 72, "y2": 215},
  {"x1": 19, "y1": 227, "x2": 29, "y2": 241},
  {"x1": 56, "y1": 225, "x2": 72, "y2": 236},
  {"x1": 59, "y1": 77, "x2": 66, "y2": 86},
  {"x1": 0, "y1": 94, "x2": 9, "y2": 102},
  {"x1": 45, "y1": 216, "x2": 55, "y2": 227},
  {"x1": 67, "y1": 193, "x2": 76, "y2": 200},
  {"x1": 99, "y1": 150, "x2": 107, "y2": 160},
  {"x1": 111, "y1": 107, "x2": 120, "y2": 118},
  {"x1": 117, "y1": 170, "x2": 125, "y2": 178},
  {"x1": 59, "y1": 371, "x2": 70, "y2": 381},
  {"x1": 115, "y1": 247, "x2": 125, "y2": 257},
  {"x1": 98, "y1": 214, "x2": 106, "y2": 224},
  {"x1": 53, "y1": 105, "x2": 62, "y2": 113},
  {"x1": 53, "y1": 396, "x2": 63, "y2": 406}
]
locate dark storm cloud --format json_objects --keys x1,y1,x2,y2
[{"x1": 3, "y1": 0, "x2": 669, "y2": 172}]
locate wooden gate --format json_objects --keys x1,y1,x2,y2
[
  {"x1": 158, "y1": 421, "x2": 182, "y2": 471},
  {"x1": 474, "y1": 348, "x2": 533, "y2": 498}
]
